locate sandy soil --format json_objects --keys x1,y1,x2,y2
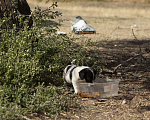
[
  {"x1": 27, "y1": 1, "x2": 150, "y2": 119},
  {"x1": 28, "y1": 1, "x2": 150, "y2": 41}
]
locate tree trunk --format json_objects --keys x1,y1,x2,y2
[{"x1": 0, "y1": 0, "x2": 33, "y2": 29}]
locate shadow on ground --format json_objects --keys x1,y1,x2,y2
[
  {"x1": 91, "y1": 38, "x2": 150, "y2": 85},
  {"x1": 85, "y1": 38, "x2": 150, "y2": 112},
  {"x1": 84, "y1": 38, "x2": 150, "y2": 92}
]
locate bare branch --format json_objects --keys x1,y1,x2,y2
[{"x1": 131, "y1": 27, "x2": 147, "y2": 62}]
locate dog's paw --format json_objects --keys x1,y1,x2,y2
[{"x1": 74, "y1": 91, "x2": 78, "y2": 95}]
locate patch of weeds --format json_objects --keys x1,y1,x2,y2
[
  {"x1": 0, "y1": 84, "x2": 80, "y2": 119},
  {"x1": 0, "y1": 1, "x2": 89, "y2": 119}
]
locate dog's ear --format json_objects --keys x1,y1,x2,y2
[{"x1": 79, "y1": 69, "x2": 86, "y2": 80}]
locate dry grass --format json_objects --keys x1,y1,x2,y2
[
  {"x1": 28, "y1": 0, "x2": 150, "y2": 4},
  {"x1": 44, "y1": 1, "x2": 150, "y2": 43},
  {"x1": 27, "y1": 0, "x2": 150, "y2": 52},
  {"x1": 55, "y1": 2, "x2": 150, "y2": 18}
]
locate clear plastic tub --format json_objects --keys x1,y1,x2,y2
[{"x1": 77, "y1": 78, "x2": 120, "y2": 98}]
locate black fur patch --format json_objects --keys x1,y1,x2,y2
[
  {"x1": 69, "y1": 66, "x2": 77, "y2": 80},
  {"x1": 79, "y1": 68, "x2": 94, "y2": 83},
  {"x1": 66, "y1": 65, "x2": 71, "y2": 73}
]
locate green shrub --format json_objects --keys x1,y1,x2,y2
[
  {"x1": 0, "y1": 2, "x2": 86, "y2": 119},
  {"x1": 0, "y1": 84, "x2": 78, "y2": 119},
  {"x1": 0, "y1": 4, "x2": 81, "y2": 86}
]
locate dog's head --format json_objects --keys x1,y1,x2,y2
[{"x1": 79, "y1": 68, "x2": 96, "y2": 83}]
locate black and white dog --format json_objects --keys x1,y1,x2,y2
[{"x1": 63, "y1": 59, "x2": 96, "y2": 94}]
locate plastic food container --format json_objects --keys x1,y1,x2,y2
[{"x1": 77, "y1": 78, "x2": 120, "y2": 99}]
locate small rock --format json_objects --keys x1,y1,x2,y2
[
  {"x1": 93, "y1": 102, "x2": 97, "y2": 106},
  {"x1": 122, "y1": 99, "x2": 126, "y2": 104}
]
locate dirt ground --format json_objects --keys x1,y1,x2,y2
[{"x1": 27, "y1": 1, "x2": 150, "y2": 119}]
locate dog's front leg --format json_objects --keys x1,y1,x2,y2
[{"x1": 72, "y1": 80, "x2": 78, "y2": 94}]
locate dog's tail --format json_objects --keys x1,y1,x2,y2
[{"x1": 71, "y1": 59, "x2": 76, "y2": 65}]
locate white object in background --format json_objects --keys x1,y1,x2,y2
[
  {"x1": 131, "y1": 24, "x2": 138, "y2": 29},
  {"x1": 57, "y1": 31, "x2": 67, "y2": 35},
  {"x1": 71, "y1": 16, "x2": 96, "y2": 34}
]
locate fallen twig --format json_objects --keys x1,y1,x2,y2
[
  {"x1": 102, "y1": 54, "x2": 142, "y2": 74},
  {"x1": 113, "y1": 54, "x2": 140, "y2": 73}
]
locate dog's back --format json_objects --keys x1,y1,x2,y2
[{"x1": 63, "y1": 64, "x2": 76, "y2": 85}]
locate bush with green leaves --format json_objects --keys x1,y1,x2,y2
[
  {"x1": 0, "y1": 2, "x2": 83, "y2": 86},
  {"x1": 0, "y1": 3, "x2": 86, "y2": 118},
  {"x1": 0, "y1": 84, "x2": 79, "y2": 119}
]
